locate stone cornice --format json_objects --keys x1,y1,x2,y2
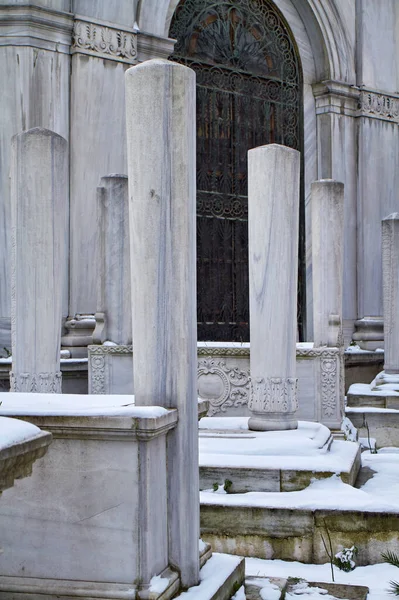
[
  {"x1": 2, "y1": 409, "x2": 178, "y2": 442},
  {"x1": 71, "y1": 14, "x2": 137, "y2": 64},
  {"x1": 313, "y1": 80, "x2": 360, "y2": 117},
  {"x1": 0, "y1": 4, "x2": 73, "y2": 53},
  {"x1": 313, "y1": 80, "x2": 399, "y2": 124},
  {"x1": 136, "y1": 30, "x2": 175, "y2": 62}
]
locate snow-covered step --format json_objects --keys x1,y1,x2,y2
[{"x1": 173, "y1": 553, "x2": 244, "y2": 600}]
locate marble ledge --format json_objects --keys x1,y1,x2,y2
[
  {"x1": 0, "y1": 393, "x2": 178, "y2": 441},
  {"x1": 0, "y1": 4, "x2": 73, "y2": 53}
]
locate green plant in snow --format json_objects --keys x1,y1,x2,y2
[{"x1": 382, "y1": 550, "x2": 399, "y2": 595}]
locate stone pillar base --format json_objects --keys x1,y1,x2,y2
[
  {"x1": 352, "y1": 317, "x2": 384, "y2": 350},
  {"x1": 248, "y1": 412, "x2": 298, "y2": 431}
]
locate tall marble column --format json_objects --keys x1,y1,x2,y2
[
  {"x1": 312, "y1": 180, "x2": 344, "y2": 347},
  {"x1": 10, "y1": 128, "x2": 68, "y2": 392},
  {"x1": 125, "y1": 59, "x2": 199, "y2": 587},
  {"x1": 94, "y1": 174, "x2": 131, "y2": 345},
  {"x1": 248, "y1": 144, "x2": 300, "y2": 432},
  {"x1": 382, "y1": 214, "x2": 399, "y2": 375}
]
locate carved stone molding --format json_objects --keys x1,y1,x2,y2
[
  {"x1": 0, "y1": 5, "x2": 73, "y2": 53},
  {"x1": 296, "y1": 347, "x2": 340, "y2": 358},
  {"x1": 320, "y1": 357, "x2": 338, "y2": 417},
  {"x1": 10, "y1": 371, "x2": 62, "y2": 393},
  {"x1": 197, "y1": 358, "x2": 249, "y2": 416},
  {"x1": 89, "y1": 344, "x2": 132, "y2": 355},
  {"x1": 72, "y1": 16, "x2": 137, "y2": 64},
  {"x1": 249, "y1": 376, "x2": 298, "y2": 413},
  {"x1": 358, "y1": 90, "x2": 399, "y2": 123},
  {"x1": 197, "y1": 346, "x2": 250, "y2": 357},
  {"x1": 88, "y1": 344, "x2": 133, "y2": 394}
]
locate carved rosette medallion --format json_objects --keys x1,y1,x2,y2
[
  {"x1": 249, "y1": 376, "x2": 298, "y2": 413},
  {"x1": 197, "y1": 358, "x2": 249, "y2": 416},
  {"x1": 10, "y1": 371, "x2": 62, "y2": 393}
]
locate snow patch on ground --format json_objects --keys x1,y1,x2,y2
[{"x1": 245, "y1": 558, "x2": 396, "y2": 600}]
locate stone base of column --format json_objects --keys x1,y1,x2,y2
[
  {"x1": 10, "y1": 372, "x2": 62, "y2": 393},
  {"x1": 352, "y1": 317, "x2": 384, "y2": 350},
  {"x1": 248, "y1": 376, "x2": 298, "y2": 431},
  {"x1": 248, "y1": 411, "x2": 298, "y2": 431},
  {"x1": 61, "y1": 315, "x2": 96, "y2": 358}
]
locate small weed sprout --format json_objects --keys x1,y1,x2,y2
[{"x1": 223, "y1": 479, "x2": 233, "y2": 493}]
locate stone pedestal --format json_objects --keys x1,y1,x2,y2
[
  {"x1": 10, "y1": 128, "x2": 68, "y2": 393},
  {"x1": 382, "y1": 214, "x2": 399, "y2": 375},
  {"x1": 125, "y1": 59, "x2": 199, "y2": 587},
  {"x1": 94, "y1": 175, "x2": 131, "y2": 345},
  {"x1": 61, "y1": 314, "x2": 96, "y2": 358},
  {"x1": 247, "y1": 144, "x2": 300, "y2": 431},
  {"x1": 311, "y1": 179, "x2": 344, "y2": 348}
]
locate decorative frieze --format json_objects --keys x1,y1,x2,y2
[
  {"x1": 249, "y1": 377, "x2": 298, "y2": 414},
  {"x1": 10, "y1": 372, "x2": 62, "y2": 393},
  {"x1": 72, "y1": 16, "x2": 137, "y2": 64},
  {"x1": 358, "y1": 90, "x2": 399, "y2": 123}
]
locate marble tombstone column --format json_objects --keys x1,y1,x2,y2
[
  {"x1": 311, "y1": 180, "x2": 344, "y2": 348},
  {"x1": 94, "y1": 174, "x2": 131, "y2": 345},
  {"x1": 248, "y1": 144, "x2": 300, "y2": 432},
  {"x1": 125, "y1": 60, "x2": 199, "y2": 587},
  {"x1": 10, "y1": 128, "x2": 68, "y2": 392},
  {"x1": 382, "y1": 214, "x2": 399, "y2": 376}
]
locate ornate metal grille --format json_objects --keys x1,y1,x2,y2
[{"x1": 170, "y1": 0, "x2": 304, "y2": 342}]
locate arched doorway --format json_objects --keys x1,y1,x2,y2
[{"x1": 169, "y1": 0, "x2": 305, "y2": 342}]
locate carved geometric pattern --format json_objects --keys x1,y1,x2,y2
[
  {"x1": 197, "y1": 357, "x2": 250, "y2": 416},
  {"x1": 72, "y1": 18, "x2": 138, "y2": 64},
  {"x1": 358, "y1": 90, "x2": 399, "y2": 123},
  {"x1": 249, "y1": 376, "x2": 298, "y2": 413},
  {"x1": 10, "y1": 371, "x2": 62, "y2": 393}
]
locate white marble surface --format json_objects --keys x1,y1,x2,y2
[
  {"x1": 312, "y1": 179, "x2": 344, "y2": 347},
  {"x1": 0, "y1": 45, "x2": 70, "y2": 337},
  {"x1": 10, "y1": 128, "x2": 68, "y2": 393},
  {"x1": 69, "y1": 55, "x2": 128, "y2": 315},
  {"x1": 248, "y1": 144, "x2": 300, "y2": 431},
  {"x1": 382, "y1": 214, "x2": 399, "y2": 374},
  {"x1": 357, "y1": 119, "x2": 399, "y2": 318},
  {"x1": 96, "y1": 175, "x2": 131, "y2": 345},
  {"x1": 125, "y1": 59, "x2": 199, "y2": 588}
]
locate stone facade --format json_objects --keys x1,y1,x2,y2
[
  {"x1": 0, "y1": 0, "x2": 397, "y2": 351},
  {"x1": 88, "y1": 343, "x2": 344, "y2": 430}
]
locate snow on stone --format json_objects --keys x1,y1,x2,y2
[
  {"x1": 231, "y1": 586, "x2": 246, "y2": 600},
  {"x1": 201, "y1": 447, "x2": 399, "y2": 512},
  {"x1": 149, "y1": 574, "x2": 169, "y2": 594},
  {"x1": 173, "y1": 553, "x2": 242, "y2": 599},
  {"x1": 0, "y1": 416, "x2": 43, "y2": 448},
  {"x1": 0, "y1": 392, "x2": 169, "y2": 418}
]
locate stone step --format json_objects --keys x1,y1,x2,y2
[
  {"x1": 346, "y1": 406, "x2": 399, "y2": 447},
  {"x1": 200, "y1": 504, "x2": 399, "y2": 565},
  {"x1": 199, "y1": 420, "x2": 360, "y2": 492},
  {"x1": 173, "y1": 553, "x2": 245, "y2": 600},
  {"x1": 347, "y1": 382, "x2": 399, "y2": 408}
]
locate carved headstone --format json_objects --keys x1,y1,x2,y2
[
  {"x1": 312, "y1": 179, "x2": 344, "y2": 348},
  {"x1": 125, "y1": 59, "x2": 199, "y2": 588},
  {"x1": 10, "y1": 128, "x2": 68, "y2": 392},
  {"x1": 94, "y1": 174, "x2": 131, "y2": 345},
  {"x1": 247, "y1": 144, "x2": 300, "y2": 431}
]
